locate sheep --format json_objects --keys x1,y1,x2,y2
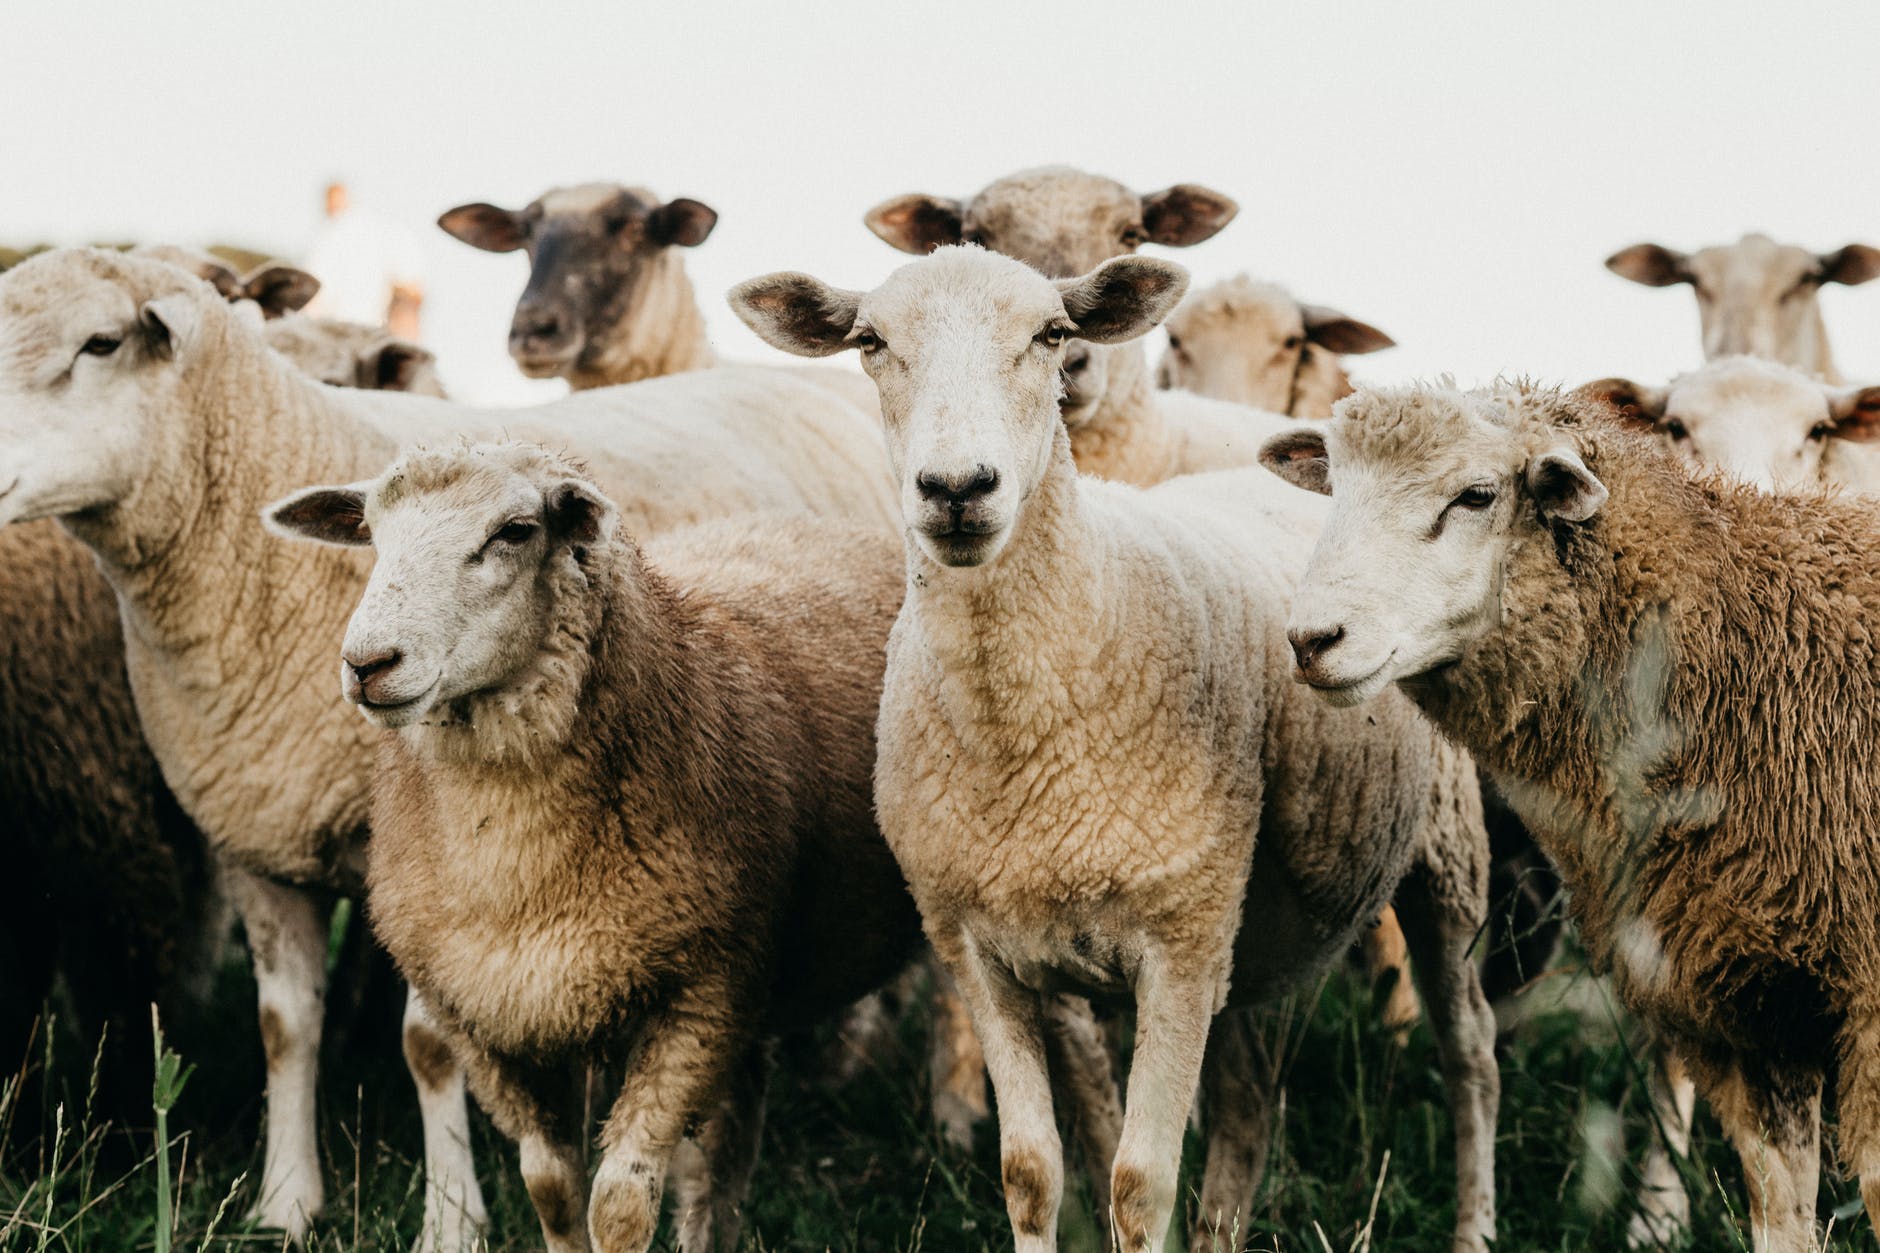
[
  {"x1": 1605, "y1": 234, "x2": 1880, "y2": 382},
  {"x1": 731, "y1": 245, "x2": 1499, "y2": 1253},
  {"x1": 0, "y1": 246, "x2": 899, "y2": 1248},
  {"x1": 1263, "y1": 378, "x2": 1880, "y2": 1253},
  {"x1": 264, "y1": 440, "x2": 923, "y2": 1253},
  {"x1": 132, "y1": 243, "x2": 322, "y2": 320},
  {"x1": 1155, "y1": 275, "x2": 1396, "y2": 417},
  {"x1": 438, "y1": 183, "x2": 877, "y2": 413},
  {"x1": 1580, "y1": 355, "x2": 1880, "y2": 494},
  {"x1": 263, "y1": 315, "x2": 448, "y2": 397}
]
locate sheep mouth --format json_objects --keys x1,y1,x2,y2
[
  {"x1": 1299, "y1": 652, "x2": 1396, "y2": 706},
  {"x1": 353, "y1": 680, "x2": 439, "y2": 724}
]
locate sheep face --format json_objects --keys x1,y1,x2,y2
[
  {"x1": 1606, "y1": 234, "x2": 1880, "y2": 367},
  {"x1": 729, "y1": 247, "x2": 1187, "y2": 567},
  {"x1": 1578, "y1": 357, "x2": 1880, "y2": 493},
  {"x1": 263, "y1": 317, "x2": 445, "y2": 396},
  {"x1": 1159, "y1": 277, "x2": 1394, "y2": 412},
  {"x1": 439, "y1": 184, "x2": 717, "y2": 380},
  {"x1": 266, "y1": 444, "x2": 614, "y2": 729},
  {"x1": 0, "y1": 249, "x2": 213, "y2": 528},
  {"x1": 1260, "y1": 385, "x2": 1608, "y2": 708},
  {"x1": 865, "y1": 167, "x2": 1235, "y2": 427}
]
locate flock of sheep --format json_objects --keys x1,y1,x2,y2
[{"x1": 5, "y1": 164, "x2": 1878, "y2": 1253}]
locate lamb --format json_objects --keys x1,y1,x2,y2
[
  {"x1": 1264, "y1": 380, "x2": 1880, "y2": 1253},
  {"x1": 1605, "y1": 234, "x2": 1880, "y2": 382},
  {"x1": 265, "y1": 442, "x2": 922, "y2": 1253},
  {"x1": 1155, "y1": 274, "x2": 1396, "y2": 417},
  {"x1": 0, "y1": 247, "x2": 898, "y2": 1248},
  {"x1": 731, "y1": 245, "x2": 1499, "y2": 1253},
  {"x1": 438, "y1": 183, "x2": 877, "y2": 413},
  {"x1": 1581, "y1": 355, "x2": 1880, "y2": 494}
]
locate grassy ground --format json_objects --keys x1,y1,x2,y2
[{"x1": 3, "y1": 926, "x2": 1872, "y2": 1252}]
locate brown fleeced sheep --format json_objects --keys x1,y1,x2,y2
[
  {"x1": 267, "y1": 442, "x2": 924, "y2": 1253},
  {"x1": 733, "y1": 246, "x2": 1498, "y2": 1253},
  {"x1": 1266, "y1": 380, "x2": 1880, "y2": 1253},
  {"x1": 1155, "y1": 274, "x2": 1396, "y2": 417}
]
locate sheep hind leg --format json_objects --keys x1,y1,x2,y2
[
  {"x1": 1188, "y1": 1007, "x2": 1274, "y2": 1253},
  {"x1": 1396, "y1": 863, "x2": 1499, "y2": 1253},
  {"x1": 1363, "y1": 907, "x2": 1421, "y2": 1045},
  {"x1": 225, "y1": 868, "x2": 329, "y2": 1243},
  {"x1": 402, "y1": 989, "x2": 490, "y2": 1252},
  {"x1": 1626, "y1": 1045, "x2": 1696, "y2": 1249},
  {"x1": 1043, "y1": 994, "x2": 1123, "y2": 1244},
  {"x1": 1698, "y1": 1050, "x2": 1820, "y2": 1253},
  {"x1": 672, "y1": 1041, "x2": 773, "y2": 1253},
  {"x1": 1832, "y1": 1010, "x2": 1880, "y2": 1249},
  {"x1": 931, "y1": 957, "x2": 993, "y2": 1151}
]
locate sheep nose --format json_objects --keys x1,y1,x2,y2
[
  {"x1": 511, "y1": 309, "x2": 565, "y2": 345},
  {"x1": 1061, "y1": 344, "x2": 1091, "y2": 377},
  {"x1": 916, "y1": 466, "x2": 1000, "y2": 509},
  {"x1": 1287, "y1": 625, "x2": 1345, "y2": 672},
  {"x1": 343, "y1": 648, "x2": 403, "y2": 701}
]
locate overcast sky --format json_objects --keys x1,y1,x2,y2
[{"x1": 5, "y1": 0, "x2": 1877, "y2": 404}]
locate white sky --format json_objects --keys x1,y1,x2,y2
[{"x1": 4, "y1": 0, "x2": 1878, "y2": 405}]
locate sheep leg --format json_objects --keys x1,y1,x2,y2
[
  {"x1": 1698, "y1": 1051, "x2": 1820, "y2": 1253},
  {"x1": 226, "y1": 868, "x2": 328, "y2": 1242},
  {"x1": 1626, "y1": 1044, "x2": 1696, "y2": 1249},
  {"x1": 1111, "y1": 956, "x2": 1215, "y2": 1253},
  {"x1": 1362, "y1": 906, "x2": 1421, "y2": 1044},
  {"x1": 1188, "y1": 1007, "x2": 1274, "y2": 1253},
  {"x1": 590, "y1": 985, "x2": 747, "y2": 1253},
  {"x1": 455, "y1": 1043, "x2": 589, "y2": 1253},
  {"x1": 402, "y1": 989, "x2": 490, "y2": 1252},
  {"x1": 941, "y1": 929, "x2": 1064, "y2": 1253},
  {"x1": 1395, "y1": 865, "x2": 1499, "y2": 1253},
  {"x1": 1043, "y1": 994, "x2": 1123, "y2": 1242},
  {"x1": 1833, "y1": 1011, "x2": 1880, "y2": 1248},
  {"x1": 932, "y1": 957, "x2": 993, "y2": 1151},
  {"x1": 671, "y1": 1040, "x2": 773, "y2": 1253}
]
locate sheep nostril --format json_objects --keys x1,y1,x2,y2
[
  {"x1": 916, "y1": 466, "x2": 1001, "y2": 509},
  {"x1": 1286, "y1": 626, "x2": 1345, "y2": 671},
  {"x1": 345, "y1": 648, "x2": 402, "y2": 685}
]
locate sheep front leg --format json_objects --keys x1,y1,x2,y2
[
  {"x1": 942, "y1": 929, "x2": 1065, "y2": 1253},
  {"x1": 402, "y1": 989, "x2": 490, "y2": 1251},
  {"x1": 1111, "y1": 956, "x2": 1216, "y2": 1253},
  {"x1": 670, "y1": 1040, "x2": 773, "y2": 1253},
  {"x1": 933, "y1": 958, "x2": 993, "y2": 1150},
  {"x1": 454, "y1": 1043, "x2": 588, "y2": 1253},
  {"x1": 589, "y1": 985, "x2": 747, "y2": 1253},
  {"x1": 1835, "y1": 1009, "x2": 1880, "y2": 1247},
  {"x1": 1698, "y1": 1050, "x2": 1821, "y2": 1253},
  {"x1": 1396, "y1": 864, "x2": 1499, "y2": 1253},
  {"x1": 1626, "y1": 1045, "x2": 1696, "y2": 1249},
  {"x1": 225, "y1": 868, "x2": 328, "y2": 1241},
  {"x1": 1189, "y1": 1007, "x2": 1274, "y2": 1253}
]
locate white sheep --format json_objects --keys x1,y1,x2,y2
[
  {"x1": 1605, "y1": 234, "x2": 1880, "y2": 382},
  {"x1": 1156, "y1": 274, "x2": 1396, "y2": 417},
  {"x1": 0, "y1": 247, "x2": 897, "y2": 1249},
  {"x1": 731, "y1": 245, "x2": 1498, "y2": 1253},
  {"x1": 263, "y1": 315, "x2": 448, "y2": 397}
]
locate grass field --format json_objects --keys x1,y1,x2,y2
[{"x1": 2, "y1": 913, "x2": 1869, "y2": 1253}]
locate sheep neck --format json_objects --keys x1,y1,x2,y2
[
  {"x1": 904, "y1": 425, "x2": 1108, "y2": 752},
  {"x1": 1067, "y1": 343, "x2": 1180, "y2": 486},
  {"x1": 568, "y1": 249, "x2": 716, "y2": 390}
]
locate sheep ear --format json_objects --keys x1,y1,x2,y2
[
  {"x1": 360, "y1": 340, "x2": 435, "y2": 392},
  {"x1": 1828, "y1": 385, "x2": 1880, "y2": 443},
  {"x1": 647, "y1": 198, "x2": 718, "y2": 249},
  {"x1": 863, "y1": 194, "x2": 964, "y2": 255},
  {"x1": 438, "y1": 202, "x2": 527, "y2": 253},
  {"x1": 726, "y1": 273, "x2": 861, "y2": 357},
  {"x1": 1057, "y1": 257, "x2": 1189, "y2": 345},
  {"x1": 140, "y1": 294, "x2": 200, "y2": 362},
  {"x1": 1605, "y1": 243, "x2": 1690, "y2": 287},
  {"x1": 196, "y1": 260, "x2": 244, "y2": 301},
  {"x1": 545, "y1": 479, "x2": 616, "y2": 544},
  {"x1": 1575, "y1": 377, "x2": 1667, "y2": 432},
  {"x1": 1300, "y1": 305, "x2": 1395, "y2": 355},
  {"x1": 1819, "y1": 244, "x2": 1880, "y2": 288},
  {"x1": 241, "y1": 266, "x2": 321, "y2": 319},
  {"x1": 264, "y1": 486, "x2": 373, "y2": 546},
  {"x1": 1529, "y1": 447, "x2": 1607, "y2": 523},
  {"x1": 1259, "y1": 428, "x2": 1332, "y2": 495},
  {"x1": 1139, "y1": 184, "x2": 1238, "y2": 247}
]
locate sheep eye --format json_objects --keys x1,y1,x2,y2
[
  {"x1": 1283, "y1": 334, "x2": 1304, "y2": 351},
  {"x1": 1035, "y1": 324, "x2": 1070, "y2": 348},
  {"x1": 489, "y1": 520, "x2": 537, "y2": 547},
  {"x1": 1662, "y1": 418, "x2": 1690, "y2": 441},
  {"x1": 1809, "y1": 421, "x2": 1835, "y2": 442},
  {"x1": 81, "y1": 334, "x2": 121, "y2": 357},
  {"x1": 1120, "y1": 226, "x2": 1146, "y2": 247},
  {"x1": 852, "y1": 329, "x2": 883, "y2": 353},
  {"x1": 1450, "y1": 485, "x2": 1497, "y2": 511}
]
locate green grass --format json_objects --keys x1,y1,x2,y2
[{"x1": 2, "y1": 946, "x2": 1872, "y2": 1252}]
